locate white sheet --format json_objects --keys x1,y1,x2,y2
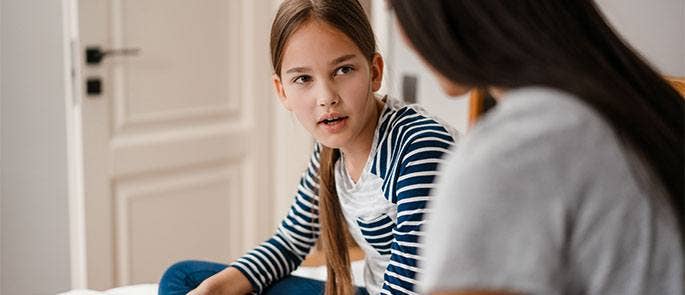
[
  {"x1": 59, "y1": 284, "x2": 157, "y2": 295},
  {"x1": 59, "y1": 260, "x2": 366, "y2": 295}
]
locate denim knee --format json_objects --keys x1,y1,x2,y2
[
  {"x1": 159, "y1": 260, "x2": 204, "y2": 295},
  {"x1": 160, "y1": 260, "x2": 198, "y2": 282},
  {"x1": 159, "y1": 259, "x2": 228, "y2": 295}
]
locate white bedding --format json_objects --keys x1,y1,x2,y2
[
  {"x1": 58, "y1": 284, "x2": 158, "y2": 295},
  {"x1": 59, "y1": 260, "x2": 365, "y2": 295}
]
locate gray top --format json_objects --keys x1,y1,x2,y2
[{"x1": 419, "y1": 87, "x2": 683, "y2": 294}]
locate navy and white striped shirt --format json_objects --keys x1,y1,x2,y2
[{"x1": 231, "y1": 97, "x2": 457, "y2": 294}]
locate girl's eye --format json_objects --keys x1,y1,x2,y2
[
  {"x1": 335, "y1": 66, "x2": 354, "y2": 76},
  {"x1": 293, "y1": 75, "x2": 312, "y2": 84}
]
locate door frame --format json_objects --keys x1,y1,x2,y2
[{"x1": 63, "y1": 0, "x2": 88, "y2": 289}]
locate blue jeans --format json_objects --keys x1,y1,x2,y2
[{"x1": 158, "y1": 260, "x2": 369, "y2": 295}]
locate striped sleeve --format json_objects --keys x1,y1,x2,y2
[
  {"x1": 380, "y1": 115, "x2": 456, "y2": 294},
  {"x1": 230, "y1": 144, "x2": 322, "y2": 293}
]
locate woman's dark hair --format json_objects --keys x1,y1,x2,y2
[{"x1": 390, "y1": 0, "x2": 684, "y2": 231}]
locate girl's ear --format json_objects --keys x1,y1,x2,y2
[
  {"x1": 370, "y1": 53, "x2": 384, "y2": 92},
  {"x1": 273, "y1": 74, "x2": 292, "y2": 111}
]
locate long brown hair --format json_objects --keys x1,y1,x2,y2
[{"x1": 270, "y1": 1, "x2": 376, "y2": 294}]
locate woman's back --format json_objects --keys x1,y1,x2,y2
[{"x1": 421, "y1": 86, "x2": 683, "y2": 294}]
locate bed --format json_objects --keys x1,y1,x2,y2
[{"x1": 59, "y1": 260, "x2": 366, "y2": 295}]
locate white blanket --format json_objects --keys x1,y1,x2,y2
[{"x1": 59, "y1": 260, "x2": 365, "y2": 295}]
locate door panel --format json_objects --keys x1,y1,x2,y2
[
  {"x1": 111, "y1": 0, "x2": 242, "y2": 133},
  {"x1": 79, "y1": 0, "x2": 273, "y2": 289},
  {"x1": 115, "y1": 162, "x2": 243, "y2": 284}
]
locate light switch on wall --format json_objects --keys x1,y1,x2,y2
[{"x1": 401, "y1": 74, "x2": 418, "y2": 104}]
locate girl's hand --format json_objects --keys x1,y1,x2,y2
[
  {"x1": 186, "y1": 282, "x2": 212, "y2": 295},
  {"x1": 186, "y1": 279, "x2": 226, "y2": 295}
]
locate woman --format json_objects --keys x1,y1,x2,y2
[{"x1": 389, "y1": 1, "x2": 683, "y2": 294}]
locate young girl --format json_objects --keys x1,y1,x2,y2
[
  {"x1": 389, "y1": 1, "x2": 683, "y2": 294},
  {"x1": 158, "y1": 0, "x2": 457, "y2": 294}
]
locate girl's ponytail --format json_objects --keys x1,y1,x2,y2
[{"x1": 318, "y1": 146, "x2": 354, "y2": 295}]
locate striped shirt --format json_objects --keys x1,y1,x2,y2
[{"x1": 231, "y1": 97, "x2": 457, "y2": 294}]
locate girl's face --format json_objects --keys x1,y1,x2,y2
[{"x1": 274, "y1": 19, "x2": 383, "y2": 151}]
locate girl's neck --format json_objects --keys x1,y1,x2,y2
[{"x1": 340, "y1": 99, "x2": 384, "y2": 182}]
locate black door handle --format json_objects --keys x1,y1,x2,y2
[{"x1": 85, "y1": 46, "x2": 140, "y2": 65}]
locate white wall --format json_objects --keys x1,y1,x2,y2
[
  {"x1": 272, "y1": 107, "x2": 313, "y2": 224},
  {"x1": 374, "y1": 0, "x2": 685, "y2": 135},
  {"x1": 596, "y1": 0, "x2": 685, "y2": 77},
  {"x1": 0, "y1": 0, "x2": 72, "y2": 294},
  {"x1": 0, "y1": 1, "x2": 3, "y2": 293}
]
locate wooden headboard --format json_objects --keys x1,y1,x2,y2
[
  {"x1": 467, "y1": 77, "x2": 685, "y2": 127},
  {"x1": 666, "y1": 76, "x2": 685, "y2": 94}
]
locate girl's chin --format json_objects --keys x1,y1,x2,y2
[{"x1": 315, "y1": 137, "x2": 348, "y2": 150}]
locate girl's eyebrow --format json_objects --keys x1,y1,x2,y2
[
  {"x1": 284, "y1": 54, "x2": 358, "y2": 75},
  {"x1": 329, "y1": 54, "x2": 356, "y2": 65},
  {"x1": 285, "y1": 67, "x2": 309, "y2": 74}
]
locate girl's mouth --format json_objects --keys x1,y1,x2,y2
[
  {"x1": 318, "y1": 116, "x2": 348, "y2": 125},
  {"x1": 317, "y1": 112, "x2": 349, "y2": 125},
  {"x1": 317, "y1": 114, "x2": 349, "y2": 133}
]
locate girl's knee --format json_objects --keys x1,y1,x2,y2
[
  {"x1": 164, "y1": 260, "x2": 194, "y2": 273},
  {"x1": 160, "y1": 260, "x2": 199, "y2": 283},
  {"x1": 159, "y1": 260, "x2": 206, "y2": 295},
  {"x1": 159, "y1": 260, "x2": 228, "y2": 285}
]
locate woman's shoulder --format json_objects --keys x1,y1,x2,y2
[
  {"x1": 453, "y1": 86, "x2": 647, "y2": 201},
  {"x1": 466, "y1": 86, "x2": 616, "y2": 155}
]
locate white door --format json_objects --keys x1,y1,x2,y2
[{"x1": 78, "y1": 0, "x2": 275, "y2": 289}]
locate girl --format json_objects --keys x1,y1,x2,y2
[
  {"x1": 389, "y1": 1, "x2": 683, "y2": 294},
  {"x1": 158, "y1": 0, "x2": 457, "y2": 294}
]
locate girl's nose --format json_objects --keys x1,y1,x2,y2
[
  {"x1": 316, "y1": 82, "x2": 339, "y2": 107},
  {"x1": 318, "y1": 97, "x2": 339, "y2": 107}
]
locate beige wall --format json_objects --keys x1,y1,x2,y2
[
  {"x1": 0, "y1": 0, "x2": 72, "y2": 294},
  {"x1": 597, "y1": 0, "x2": 685, "y2": 77},
  {"x1": 0, "y1": 0, "x2": 3, "y2": 293}
]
